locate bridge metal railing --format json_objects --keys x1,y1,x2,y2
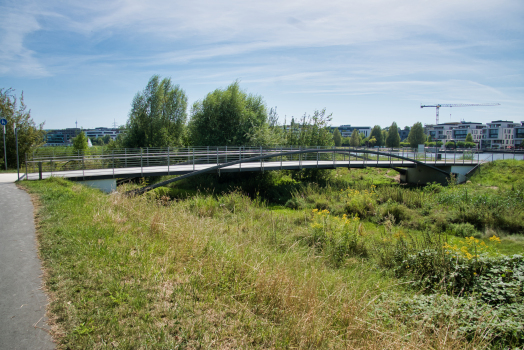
[{"x1": 24, "y1": 146, "x2": 498, "y2": 180}]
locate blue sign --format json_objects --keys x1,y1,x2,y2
[{"x1": 0, "y1": 118, "x2": 7, "y2": 126}]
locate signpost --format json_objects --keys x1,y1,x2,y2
[{"x1": 1, "y1": 118, "x2": 7, "y2": 170}]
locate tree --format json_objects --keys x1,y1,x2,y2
[
  {"x1": 72, "y1": 131, "x2": 89, "y2": 152},
  {"x1": 333, "y1": 128, "x2": 342, "y2": 146},
  {"x1": 245, "y1": 107, "x2": 286, "y2": 147},
  {"x1": 385, "y1": 122, "x2": 400, "y2": 148},
  {"x1": 465, "y1": 133, "x2": 473, "y2": 143},
  {"x1": 370, "y1": 125, "x2": 383, "y2": 147},
  {"x1": 283, "y1": 109, "x2": 333, "y2": 147},
  {"x1": 368, "y1": 136, "x2": 377, "y2": 147},
  {"x1": 407, "y1": 122, "x2": 426, "y2": 148},
  {"x1": 349, "y1": 129, "x2": 361, "y2": 147},
  {"x1": 123, "y1": 75, "x2": 188, "y2": 148},
  {"x1": 0, "y1": 88, "x2": 45, "y2": 169},
  {"x1": 189, "y1": 81, "x2": 267, "y2": 146}
]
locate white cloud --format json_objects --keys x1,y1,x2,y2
[{"x1": 0, "y1": 3, "x2": 50, "y2": 76}]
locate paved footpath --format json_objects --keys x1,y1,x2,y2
[{"x1": 0, "y1": 174, "x2": 55, "y2": 350}]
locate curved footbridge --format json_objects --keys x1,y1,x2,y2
[{"x1": 24, "y1": 146, "x2": 481, "y2": 193}]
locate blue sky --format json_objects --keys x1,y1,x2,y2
[{"x1": 1, "y1": 0, "x2": 523, "y2": 130}]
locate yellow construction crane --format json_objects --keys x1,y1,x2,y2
[{"x1": 421, "y1": 103, "x2": 500, "y2": 124}]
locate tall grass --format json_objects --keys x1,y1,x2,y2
[{"x1": 21, "y1": 178, "x2": 480, "y2": 349}]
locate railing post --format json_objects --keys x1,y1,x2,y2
[
  {"x1": 141, "y1": 148, "x2": 143, "y2": 177},
  {"x1": 317, "y1": 146, "x2": 319, "y2": 168},
  {"x1": 82, "y1": 152, "x2": 85, "y2": 180},
  {"x1": 225, "y1": 146, "x2": 228, "y2": 163},
  {"x1": 112, "y1": 150, "x2": 115, "y2": 178},
  {"x1": 125, "y1": 148, "x2": 127, "y2": 168},
  {"x1": 299, "y1": 146, "x2": 301, "y2": 169},
  {"x1": 216, "y1": 147, "x2": 219, "y2": 165},
  {"x1": 146, "y1": 147, "x2": 149, "y2": 166},
  {"x1": 239, "y1": 147, "x2": 241, "y2": 172},
  {"x1": 25, "y1": 153, "x2": 28, "y2": 180},
  {"x1": 38, "y1": 162, "x2": 42, "y2": 180},
  {"x1": 193, "y1": 148, "x2": 195, "y2": 171},
  {"x1": 281, "y1": 146, "x2": 283, "y2": 170},
  {"x1": 333, "y1": 146, "x2": 335, "y2": 167},
  {"x1": 207, "y1": 146, "x2": 209, "y2": 164},
  {"x1": 167, "y1": 147, "x2": 170, "y2": 175},
  {"x1": 260, "y1": 146, "x2": 263, "y2": 170}
]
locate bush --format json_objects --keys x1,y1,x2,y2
[
  {"x1": 343, "y1": 188, "x2": 377, "y2": 218},
  {"x1": 451, "y1": 223, "x2": 480, "y2": 238},
  {"x1": 382, "y1": 294, "x2": 524, "y2": 347},
  {"x1": 379, "y1": 202, "x2": 413, "y2": 223},
  {"x1": 308, "y1": 209, "x2": 368, "y2": 266}
]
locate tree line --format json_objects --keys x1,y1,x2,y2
[
  {"x1": 115, "y1": 75, "x2": 429, "y2": 150},
  {"x1": 1, "y1": 76, "x2": 471, "y2": 169}
]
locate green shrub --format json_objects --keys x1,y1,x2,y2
[
  {"x1": 451, "y1": 223, "x2": 480, "y2": 238},
  {"x1": 379, "y1": 202, "x2": 413, "y2": 223},
  {"x1": 382, "y1": 294, "x2": 524, "y2": 347}
]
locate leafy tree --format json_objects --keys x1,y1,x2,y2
[
  {"x1": 102, "y1": 135, "x2": 112, "y2": 144},
  {"x1": 465, "y1": 133, "x2": 473, "y2": 142},
  {"x1": 333, "y1": 128, "x2": 342, "y2": 146},
  {"x1": 465, "y1": 142, "x2": 476, "y2": 148},
  {"x1": 0, "y1": 88, "x2": 45, "y2": 169},
  {"x1": 456, "y1": 141, "x2": 466, "y2": 148},
  {"x1": 445, "y1": 141, "x2": 455, "y2": 149},
  {"x1": 407, "y1": 122, "x2": 426, "y2": 148},
  {"x1": 72, "y1": 131, "x2": 89, "y2": 152},
  {"x1": 284, "y1": 109, "x2": 333, "y2": 147},
  {"x1": 189, "y1": 81, "x2": 267, "y2": 146},
  {"x1": 435, "y1": 140, "x2": 443, "y2": 147},
  {"x1": 246, "y1": 107, "x2": 285, "y2": 146},
  {"x1": 368, "y1": 136, "x2": 377, "y2": 147},
  {"x1": 349, "y1": 129, "x2": 361, "y2": 147},
  {"x1": 123, "y1": 75, "x2": 187, "y2": 148},
  {"x1": 385, "y1": 122, "x2": 400, "y2": 148},
  {"x1": 370, "y1": 125, "x2": 383, "y2": 146}
]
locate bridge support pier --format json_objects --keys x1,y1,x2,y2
[
  {"x1": 400, "y1": 165, "x2": 476, "y2": 185},
  {"x1": 78, "y1": 179, "x2": 117, "y2": 193}
]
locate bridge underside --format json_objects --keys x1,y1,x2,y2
[{"x1": 27, "y1": 160, "x2": 418, "y2": 182}]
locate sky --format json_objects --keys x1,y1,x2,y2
[{"x1": 1, "y1": 0, "x2": 523, "y2": 130}]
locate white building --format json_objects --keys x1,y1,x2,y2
[
  {"x1": 425, "y1": 120, "x2": 523, "y2": 149},
  {"x1": 333, "y1": 125, "x2": 372, "y2": 138},
  {"x1": 85, "y1": 127, "x2": 123, "y2": 141}
]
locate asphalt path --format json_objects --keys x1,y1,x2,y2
[{"x1": 0, "y1": 174, "x2": 55, "y2": 350}]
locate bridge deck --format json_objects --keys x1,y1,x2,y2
[{"x1": 25, "y1": 159, "x2": 477, "y2": 181}]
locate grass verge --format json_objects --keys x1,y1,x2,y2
[{"x1": 20, "y1": 177, "x2": 484, "y2": 349}]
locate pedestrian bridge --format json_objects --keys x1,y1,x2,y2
[{"x1": 24, "y1": 146, "x2": 484, "y2": 192}]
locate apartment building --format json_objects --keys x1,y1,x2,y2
[
  {"x1": 44, "y1": 127, "x2": 123, "y2": 146},
  {"x1": 332, "y1": 125, "x2": 372, "y2": 138},
  {"x1": 84, "y1": 127, "x2": 123, "y2": 141},
  {"x1": 425, "y1": 120, "x2": 524, "y2": 149},
  {"x1": 44, "y1": 128, "x2": 81, "y2": 146}
]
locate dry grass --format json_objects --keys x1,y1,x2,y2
[{"x1": 20, "y1": 178, "x2": 486, "y2": 349}]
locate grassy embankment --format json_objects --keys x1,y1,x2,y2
[{"x1": 20, "y1": 160, "x2": 524, "y2": 349}]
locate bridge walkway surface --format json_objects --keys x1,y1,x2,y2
[
  {"x1": 24, "y1": 159, "x2": 422, "y2": 181},
  {"x1": 0, "y1": 174, "x2": 55, "y2": 350}
]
